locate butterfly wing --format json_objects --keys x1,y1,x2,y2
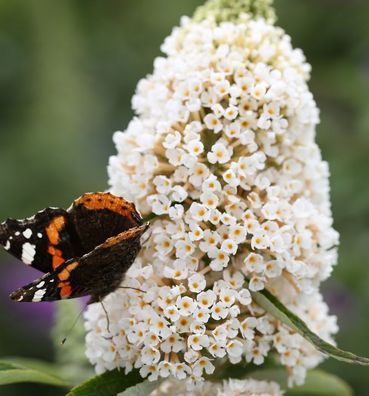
[
  {"x1": 9, "y1": 224, "x2": 148, "y2": 302},
  {"x1": 68, "y1": 192, "x2": 143, "y2": 256},
  {"x1": 0, "y1": 208, "x2": 77, "y2": 273}
]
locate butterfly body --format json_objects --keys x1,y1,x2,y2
[{"x1": 0, "y1": 192, "x2": 148, "y2": 303}]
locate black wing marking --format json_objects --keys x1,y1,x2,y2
[
  {"x1": 9, "y1": 224, "x2": 149, "y2": 303},
  {"x1": 0, "y1": 208, "x2": 77, "y2": 273}
]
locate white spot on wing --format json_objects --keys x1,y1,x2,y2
[
  {"x1": 16, "y1": 295, "x2": 24, "y2": 302},
  {"x1": 37, "y1": 233, "x2": 43, "y2": 238},
  {"x1": 15, "y1": 231, "x2": 20, "y2": 236},
  {"x1": 37, "y1": 281, "x2": 45, "y2": 288},
  {"x1": 22, "y1": 229, "x2": 33, "y2": 239},
  {"x1": 21, "y1": 242, "x2": 36, "y2": 265},
  {"x1": 4, "y1": 240, "x2": 11, "y2": 250},
  {"x1": 32, "y1": 288, "x2": 46, "y2": 302}
]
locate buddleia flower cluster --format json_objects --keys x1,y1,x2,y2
[
  {"x1": 146, "y1": 377, "x2": 283, "y2": 396},
  {"x1": 84, "y1": 10, "x2": 339, "y2": 390}
]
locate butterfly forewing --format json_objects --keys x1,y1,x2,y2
[
  {"x1": 0, "y1": 208, "x2": 77, "y2": 273},
  {"x1": 68, "y1": 192, "x2": 143, "y2": 255}
]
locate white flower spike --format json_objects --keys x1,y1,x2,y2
[{"x1": 86, "y1": 0, "x2": 339, "y2": 391}]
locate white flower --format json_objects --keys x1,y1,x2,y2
[
  {"x1": 199, "y1": 230, "x2": 221, "y2": 253},
  {"x1": 186, "y1": 139, "x2": 204, "y2": 156},
  {"x1": 164, "y1": 305, "x2": 180, "y2": 322},
  {"x1": 164, "y1": 259, "x2": 188, "y2": 280},
  {"x1": 157, "y1": 361, "x2": 172, "y2": 378},
  {"x1": 200, "y1": 191, "x2": 219, "y2": 209},
  {"x1": 188, "y1": 334, "x2": 210, "y2": 351},
  {"x1": 193, "y1": 308, "x2": 210, "y2": 323},
  {"x1": 226, "y1": 339, "x2": 244, "y2": 359},
  {"x1": 249, "y1": 275, "x2": 266, "y2": 291},
  {"x1": 238, "y1": 289, "x2": 252, "y2": 306},
  {"x1": 87, "y1": 12, "x2": 339, "y2": 388},
  {"x1": 177, "y1": 296, "x2": 197, "y2": 316},
  {"x1": 204, "y1": 113, "x2": 223, "y2": 133},
  {"x1": 173, "y1": 362, "x2": 191, "y2": 380},
  {"x1": 243, "y1": 253, "x2": 264, "y2": 274},
  {"x1": 192, "y1": 356, "x2": 215, "y2": 377},
  {"x1": 197, "y1": 290, "x2": 216, "y2": 309},
  {"x1": 190, "y1": 164, "x2": 210, "y2": 187},
  {"x1": 161, "y1": 333, "x2": 185, "y2": 353},
  {"x1": 188, "y1": 273, "x2": 206, "y2": 293},
  {"x1": 175, "y1": 237, "x2": 195, "y2": 258},
  {"x1": 141, "y1": 346, "x2": 161, "y2": 365},
  {"x1": 211, "y1": 302, "x2": 229, "y2": 320},
  {"x1": 208, "y1": 247, "x2": 230, "y2": 271},
  {"x1": 171, "y1": 185, "x2": 188, "y2": 202},
  {"x1": 240, "y1": 317, "x2": 257, "y2": 340},
  {"x1": 207, "y1": 142, "x2": 232, "y2": 164},
  {"x1": 163, "y1": 131, "x2": 181, "y2": 149},
  {"x1": 229, "y1": 225, "x2": 247, "y2": 244},
  {"x1": 220, "y1": 238, "x2": 238, "y2": 255},
  {"x1": 189, "y1": 202, "x2": 210, "y2": 221}
]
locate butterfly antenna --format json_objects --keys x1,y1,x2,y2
[
  {"x1": 0, "y1": 221, "x2": 8, "y2": 245},
  {"x1": 117, "y1": 286, "x2": 146, "y2": 293},
  {"x1": 61, "y1": 306, "x2": 85, "y2": 345}
]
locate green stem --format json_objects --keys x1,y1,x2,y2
[
  {"x1": 142, "y1": 212, "x2": 159, "y2": 223},
  {"x1": 193, "y1": 0, "x2": 276, "y2": 24}
]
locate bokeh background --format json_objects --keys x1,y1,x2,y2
[{"x1": 0, "y1": 0, "x2": 368, "y2": 395}]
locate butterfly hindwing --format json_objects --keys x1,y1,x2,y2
[
  {"x1": 9, "y1": 259, "x2": 88, "y2": 302},
  {"x1": 72, "y1": 224, "x2": 148, "y2": 303},
  {"x1": 10, "y1": 224, "x2": 148, "y2": 303},
  {"x1": 0, "y1": 208, "x2": 76, "y2": 273}
]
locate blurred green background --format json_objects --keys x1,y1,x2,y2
[{"x1": 0, "y1": 0, "x2": 368, "y2": 395}]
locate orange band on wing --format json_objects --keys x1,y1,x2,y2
[
  {"x1": 58, "y1": 261, "x2": 78, "y2": 281},
  {"x1": 74, "y1": 192, "x2": 141, "y2": 224},
  {"x1": 53, "y1": 256, "x2": 65, "y2": 268},
  {"x1": 59, "y1": 282, "x2": 72, "y2": 298},
  {"x1": 46, "y1": 216, "x2": 66, "y2": 245},
  {"x1": 48, "y1": 245, "x2": 65, "y2": 270}
]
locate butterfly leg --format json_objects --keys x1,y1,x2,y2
[{"x1": 99, "y1": 298, "x2": 111, "y2": 334}]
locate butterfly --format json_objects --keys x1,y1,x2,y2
[{"x1": 0, "y1": 192, "x2": 148, "y2": 304}]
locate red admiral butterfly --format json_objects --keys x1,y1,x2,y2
[{"x1": 0, "y1": 192, "x2": 148, "y2": 304}]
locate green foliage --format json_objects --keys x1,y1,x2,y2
[
  {"x1": 67, "y1": 369, "x2": 143, "y2": 396},
  {"x1": 250, "y1": 286, "x2": 369, "y2": 365},
  {"x1": 0, "y1": 359, "x2": 66, "y2": 387},
  {"x1": 51, "y1": 300, "x2": 94, "y2": 386},
  {"x1": 248, "y1": 369, "x2": 353, "y2": 396}
]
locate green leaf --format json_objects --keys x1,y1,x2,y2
[
  {"x1": 118, "y1": 379, "x2": 162, "y2": 396},
  {"x1": 247, "y1": 368, "x2": 353, "y2": 396},
  {"x1": 0, "y1": 357, "x2": 62, "y2": 377},
  {"x1": 0, "y1": 359, "x2": 66, "y2": 387},
  {"x1": 250, "y1": 286, "x2": 369, "y2": 365},
  {"x1": 67, "y1": 369, "x2": 144, "y2": 396},
  {"x1": 288, "y1": 370, "x2": 353, "y2": 396}
]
